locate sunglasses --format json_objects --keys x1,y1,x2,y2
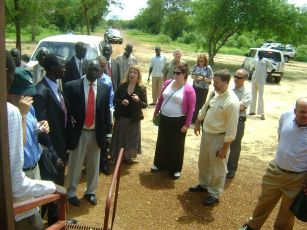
[
  {"x1": 234, "y1": 75, "x2": 244, "y2": 79},
  {"x1": 173, "y1": 71, "x2": 182, "y2": 75}
]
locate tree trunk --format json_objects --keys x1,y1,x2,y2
[
  {"x1": 82, "y1": 0, "x2": 90, "y2": 35},
  {"x1": 31, "y1": 24, "x2": 35, "y2": 42},
  {"x1": 14, "y1": 0, "x2": 21, "y2": 51}
]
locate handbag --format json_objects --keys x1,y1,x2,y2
[
  {"x1": 153, "y1": 81, "x2": 183, "y2": 126},
  {"x1": 38, "y1": 145, "x2": 58, "y2": 180},
  {"x1": 290, "y1": 188, "x2": 307, "y2": 222}
]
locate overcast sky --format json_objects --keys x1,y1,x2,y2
[{"x1": 107, "y1": 0, "x2": 307, "y2": 20}]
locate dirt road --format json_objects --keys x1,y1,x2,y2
[{"x1": 6, "y1": 36, "x2": 307, "y2": 229}]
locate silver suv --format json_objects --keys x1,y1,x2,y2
[
  {"x1": 242, "y1": 48, "x2": 285, "y2": 83},
  {"x1": 261, "y1": 43, "x2": 296, "y2": 63}
]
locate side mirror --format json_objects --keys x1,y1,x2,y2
[
  {"x1": 21, "y1": 54, "x2": 31, "y2": 63},
  {"x1": 244, "y1": 53, "x2": 249, "y2": 57}
]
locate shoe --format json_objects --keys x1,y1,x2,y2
[
  {"x1": 226, "y1": 171, "x2": 235, "y2": 179},
  {"x1": 68, "y1": 196, "x2": 80, "y2": 207},
  {"x1": 149, "y1": 103, "x2": 156, "y2": 106},
  {"x1": 261, "y1": 115, "x2": 265, "y2": 120},
  {"x1": 172, "y1": 172, "x2": 181, "y2": 179},
  {"x1": 84, "y1": 194, "x2": 97, "y2": 205},
  {"x1": 151, "y1": 164, "x2": 159, "y2": 172},
  {"x1": 249, "y1": 112, "x2": 255, "y2": 115},
  {"x1": 238, "y1": 224, "x2": 253, "y2": 230},
  {"x1": 100, "y1": 163, "x2": 112, "y2": 175},
  {"x1": 189, "y1": 184, "x2": 207, "y2": 192},
  {"x1": 203, "y1": 195, "x2": 219, "y2": 206},
  {"x1": 66, "y1": 219, "x2": 78, "y2": 224}
]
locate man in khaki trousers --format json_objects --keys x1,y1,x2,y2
[{"x1": 240, "y1": 97, "x2": 307, "y2": 230}]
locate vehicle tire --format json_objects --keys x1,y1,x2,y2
[
  {"x1": 274, "y1": 76, "x2": 281, "y2": 83},
  {"x1": 248, "y1": 71, "x2": 253, "y2": 80},
  {"x1": 284, "y1": 55, "x2": 289, "y2": 63}
]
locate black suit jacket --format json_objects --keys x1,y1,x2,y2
[
  {"x1": 63, "y1": 56, "x2": 82, "y2": 85},
  {"x1": 34, "y1": 77, "x2": 69, "y2": 161},
  {"x1": 64, "y1": 78, "x2": 112, "y2": 151},
  {"x1": 107, "y1": 59, "x2": 121, "y2": 92}
]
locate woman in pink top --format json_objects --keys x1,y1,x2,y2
[{"x1": 151, "y1": 63, "x2": 196, "y2": 179}]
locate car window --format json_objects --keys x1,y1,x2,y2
[
  {"x1": 248, "y1": 50, "x2": 257, "y2": 57},
  {"x1": 263, "y1": 51, "x2": 281, "y2": 62},
  {"x1": 32, "y1": 41, "x2": 100, "y2": 61}
]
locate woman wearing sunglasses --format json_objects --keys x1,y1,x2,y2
[
  {"x1": 151, "y1": 63, "x2": 196, "y2": 179},
  {"x1": 191, "y1": 54, "x2": 214, "y2": 123}
]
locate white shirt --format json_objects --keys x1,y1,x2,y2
[
  {"x1": 7, "y1": 102, "x2": 56, "y2": 221},
  {"x1": 150, "y1": 55, "x2": 167, "y2": 78},
  {"x1": 275, "y1": 111, "x2": 307, "y2": 172},
  {"x1": 252, "y1": 58, "x2": 272, "y2": 85},
  {"x1": 161, "y1": 82, "x2": 184, "y2": 117}
]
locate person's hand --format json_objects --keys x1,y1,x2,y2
[
  {"x1": 131, "y1": 94, "x2": 140, "y2": 102},
  {"x1": 122, "y1": 99, "x2": 129, "y2": 106},
  {"x1": 181, "y1": 125, "x2": 188, "y2": 133},
  {"x1": 216, "y1": 148, "x2": 227, "y2": 159},
  {"x1": 18, "y1": 96, "x2": 33, "y2": 116},
  {"x1": 56, "y1": 158, "x2": 64, "y2": 168},
  {"x1": 194, "y1": 121, "x2": 201, "y2": 136},
  {"x1": 37, "y1": 120, "x2": 49, "y2": 133},
  {"x1": 54, "y1": 184, "x2": 67, "y2": 195}
]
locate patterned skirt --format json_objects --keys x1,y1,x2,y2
[{"x1": 110, "y1": 117, "x2": 141, "y2": 160}]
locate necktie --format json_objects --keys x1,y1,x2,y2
[
  {"x1": 107, "y1": 62, "x2": 112, "y2": 78},
  {"x1": 58, "y1": 89, "x2": 67, "y2": 126},
  {"x1": 79, "y1": 60, "x2": 82, "y2": 77},
  {"x1": 84, "y1": 83, "x2": 95, "y2": 128}
]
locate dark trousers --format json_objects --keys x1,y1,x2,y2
[
  {"x1": 40, "y1": 153, "x2": 66, "y2": 226},
  {"x1": 192, "y1": 86, "x2": 209, "y2": 122},
  {"x1": 227, "y1": 119, "x2": 245, "y2": 173},
  {"x1": 153, "y1": 115, "x2": 186, "y2": 173}
]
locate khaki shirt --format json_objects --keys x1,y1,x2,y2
[
  {"x1": 198, "y1": 90, "x2": 240, "y2": 142},
  {"x1": 116, "y1": 54, "x2": 138, "y2": 81}
]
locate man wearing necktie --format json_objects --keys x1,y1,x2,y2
[
  {"x1": 63, "y1": 42, "x2": 87, "y2": 84},
  {"x1": 64, "y1": 60, "x2": 112, "y2": 207},
  {"x1": 102, "y1": 43, "x2": 121, "y2": 91},
  {"x1": 34, "y1": 54, "x2": 68, "y2": 225}
]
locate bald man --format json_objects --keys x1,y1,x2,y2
[{"x1": 240, "y1": 97, "x2": 307, "y2": 230}]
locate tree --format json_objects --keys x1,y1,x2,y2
[{"x1": 192, "y1": 0, "x2": 303, "y2": 64}]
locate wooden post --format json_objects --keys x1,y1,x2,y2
[{"x1": 0, "y1": 0, "x2": 15, "y2": 228}]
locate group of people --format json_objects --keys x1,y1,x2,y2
[{"x1": 4, "y1": 41, "x2": 306, "y2": 230}]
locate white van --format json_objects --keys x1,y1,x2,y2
[
  {"x1": 242, "y1": 48, "x2": 285, "y2": 83},
  {"x1": 26, "y1": 34, "x2": 105, "y2": 84}
]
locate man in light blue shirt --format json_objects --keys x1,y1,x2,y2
[{"x1": 240, "y1": 97, "x2": 307, "y2": 230}]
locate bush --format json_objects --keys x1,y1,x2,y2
[
  {"x1": 176, "y1": 31, "x2": 198, "y2": 44},
  {"x1": 157, "y1": 34, "x2": 171, "y2": 44},
  {"x1": 295, "y1": 45, "x2": 307, "y2": 62}
]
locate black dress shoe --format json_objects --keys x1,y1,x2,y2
[
  {"x1": 239, "y1": 224, "x2": 254, "y2": 230},
  {"x1": 189, "y1": 184, "x2": 207, "y2": 192},
  {"x1": 66, "y1": 219, "x2": 78, "y2": 224},
  {"x1": 100, "y1": 163, "x2": 112, "y2": 175},
  {"x1": 68, "y1": 196, "x2": 80, "y2": 207},
  {"x1": 203, "y1": 195, "x2": 219, "y2": 206},
  {"x1": 226, "y1": 171, "x2": 236, "y2": 179},
  {"x1": 84, "y1": 194, "x2": 97, "y2": 205}
]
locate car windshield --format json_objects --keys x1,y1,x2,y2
[
  {"x1": 109, "y1": 29, "x2": 121, "y2": 36},
  {"x1": 262, "y1": 51, "x2": 281, "y2": 62},
  {"x1": 31, "y1": 41, "x2": 99, "y2": 61}
]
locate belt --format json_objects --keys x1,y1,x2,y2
[
  {"x1": 239, "y1": 116, "x2": 246, "y2": 122},
  {"x1": 276, "y1": 165, "x2": 303, "y2": 174},
  {"x1": 23, "y1": 163, "x2": 37, "y2": 172}
]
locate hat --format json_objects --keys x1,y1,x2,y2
[
  {"x1": 155, "y1": 46, "x2": 161, "y2": 50},
  {"x1": 9, "y1": 67, "x2": 37, "y2": 96}
]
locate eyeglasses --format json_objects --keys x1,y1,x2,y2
[
  {"x1": 234, "y1": 75, "x2": 244, "y2": 79},
  {"x1": 173, "y1": 71, "x2": 182, "y2": 75}
]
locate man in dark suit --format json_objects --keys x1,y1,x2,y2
[
  {"x1": 102, "y1": 43, "x2": 121, "y2": 91},
  {"x1": 65, "y1": 59, "x2": 112, "y2": 206},
  {"x1": 63, "y1": 42, "x2": 87, "y2": 84},
  {"x1": 34, "y1": 54, "x2": 68, "y2": 225}
]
